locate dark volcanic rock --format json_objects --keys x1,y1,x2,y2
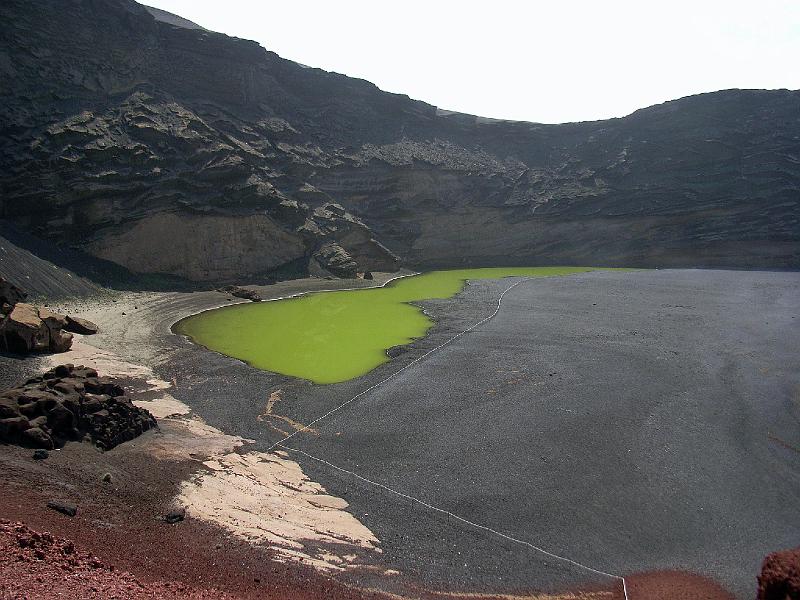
[
  {"x1": 164, "y1": 506, "x2": 186, "y2": 524},
  {"x1": 64, "y1": 315, "x2": 99, "y2": 335},
  {"x1": 46, "y1": 501, "x2": 77, "y2": 517},
  {"x1": 216, "y1": 285, "x2": 261, "y2": 302},
  {"x1": 312, "y1": 243, "x2": 358, "y2": 279},
  {"x1": 0, "y1": 0, "x2": 798, "y2": 277},
  {"x1": 758, "y1": 547, "x2": 800, "y2": 600},
  {"x1": 0, "y1": 365, "x2": 156, "y2": 450},
  {"x1": 386, "y1": 345, "x2": 409, "y2": 358}
]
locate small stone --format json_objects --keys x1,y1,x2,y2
[
  {"x1": 164, "y1": 506, "x2": 186, "y2": 524},
  {"x1": 21, "y1": 427, "x2": 54, "y2": 449},
  {"x1": 32, "y1": 449, "x2": 49, "y2": 460},
  {"x1": 387, "y1": 345, "x2": 408, "y2": 358},
  {"x1": 101, "y1": 473, "x2": 112, "y2": 483},
  {"x1": 47, "y1": 501, "x2": 77, "y2": 517}
]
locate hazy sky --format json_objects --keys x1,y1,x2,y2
[{"x1": 142, "y1": 0, "x2": 800, "y2": 124}]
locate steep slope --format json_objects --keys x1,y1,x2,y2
[{"x1": 1, "y1": 0, "x2": 798, "y2": 283}]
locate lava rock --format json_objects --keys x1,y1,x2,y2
[
  {"x1": 32, "y1": 449, "x2": 49, "y2": 460},
  {"x1": 21, "y1": 427, "x2": 54, "y2": 450},
  {"x1": 216, "y1": 285, "x2": 261, "y2": 302},
  {"x1": 758, "y1": 547, "x2": 800, "y2": 600},
  {"x1": 387, "y1": 345, "x2": 409, "y2": 358},
  {"x1": 164, "y1": 506, "x2": 186, "y2": 524},
  {"x1": 46, "y1": 501, "x2": 77, "y2": 517},
  {"x1": 0, "y1": 365, "x2": 156, "y2": 450},
  {"x1": 312, "y1": 243, "x2": 358, "y2": 279}
]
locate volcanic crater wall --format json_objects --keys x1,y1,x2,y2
[{"x1": 1, "y1": 0, "x2": 798, "y2": 284}]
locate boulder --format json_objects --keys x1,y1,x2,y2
[
  {"x1": 312, "y1": 243, "x2": 358, "y2": 279},
  {"x1": 0, "y1": 415, "x2": 31, "y2": 438},
  {"x1": 50, "y1": 329, "x2": 74, "y2": 353},
  {"x1": 164, "y1": 506, "x2": 186, "y2": 524},
  {"x1": 38, "y1": 307, "x2": 68, "y2": 332},
  {"x1": 21, "y1": 427, "x2": 54, "y2": 450},
  {"x1": 758, "y1": 547, "x2": 800, "y2": 600},
  {"x1": 0, "y1": 303, "x2": 74, "y2": 354},
  {"x1": 0, "y1": 303, "x2": 50, "y2": 353},
  {"x1": 47, "y1": 501, "x2": 77, "y2": 517},
  {"x1": 64, "y1": 315, "x2": 99, "y2": 335}
]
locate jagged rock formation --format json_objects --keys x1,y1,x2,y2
[
  {"x1": 312, "y1": 243, "x2": 359, "y2": 278},
  {"x1": 0, "y1": 0, "x2": 798, "y2": 282},
  {"x1": 758, "y1": 547, "x2": 800, "y2": 600},
  {"x1": 0, "y1": 364, "x2": 157, "y2": 450}
]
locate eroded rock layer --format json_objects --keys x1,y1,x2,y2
[{"x1": 0, "y1": 0, "x2": 798, "y2": 281}]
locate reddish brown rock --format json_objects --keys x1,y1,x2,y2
[
  {"x1": 49, "y1": 329, "x2": 74, "y2": 353},
  {"x1": 38, "y1": 307, "x2": 68, "y2": 331},
  {"x1": 0, "y1": 303, "x2": 76, "y2": 354},
  {"x1": 0, "y1": 303, "x2": 50, "y2": 353},
  {"x1": 758, "y1": 547, "x2": 800, "y2": 600}
]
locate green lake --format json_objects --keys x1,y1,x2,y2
[{"x1": 174, "y1": 267, "x2": 604, "y2": 384}]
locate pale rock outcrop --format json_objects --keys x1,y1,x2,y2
[{"x1": 0, "y1": 304, "x2": 97, "y2": 355}]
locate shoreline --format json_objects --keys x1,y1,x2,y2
[{"x1": 169, "y1": 271, "x2": 418, "y2": 332}]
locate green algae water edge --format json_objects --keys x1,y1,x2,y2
[{"x1": 174, "y1": 267, "x2": 599, "y2": 384}]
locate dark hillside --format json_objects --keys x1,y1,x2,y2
[{"x1": 1, "y1": 0, "x2": 798, "y2": 282}]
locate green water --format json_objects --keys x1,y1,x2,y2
[{"x1": 174, "y1": 267, "x2": 602, "y2": 384}]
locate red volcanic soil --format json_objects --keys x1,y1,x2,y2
[
  {"x1": 0, "y1": 440, "x2": 386, "y2": 600},
  {"x1": 0, "y1": 440, "x2": 740, "y2": 600},
  {"x1": 626, "y1": 571, "x2": 736, "y2": 600},
  {"x1": 0, "y1": 519, "x2": 237, "y2": 599}
]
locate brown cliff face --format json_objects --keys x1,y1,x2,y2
[{"x1": 1, "y1": 0, "x2": 798, "y2": 284}]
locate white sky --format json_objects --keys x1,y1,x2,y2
[{"x1": 142, "y1": 0, "x2": 800, "y2": 124}]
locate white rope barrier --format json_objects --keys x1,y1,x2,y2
[{"x1": 278, "y1": 443, "x2": 629, "y2": 599}]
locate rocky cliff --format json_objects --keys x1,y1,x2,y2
[{"x1": 1, "y1": 0, "x2": 798, "y2": 284}]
